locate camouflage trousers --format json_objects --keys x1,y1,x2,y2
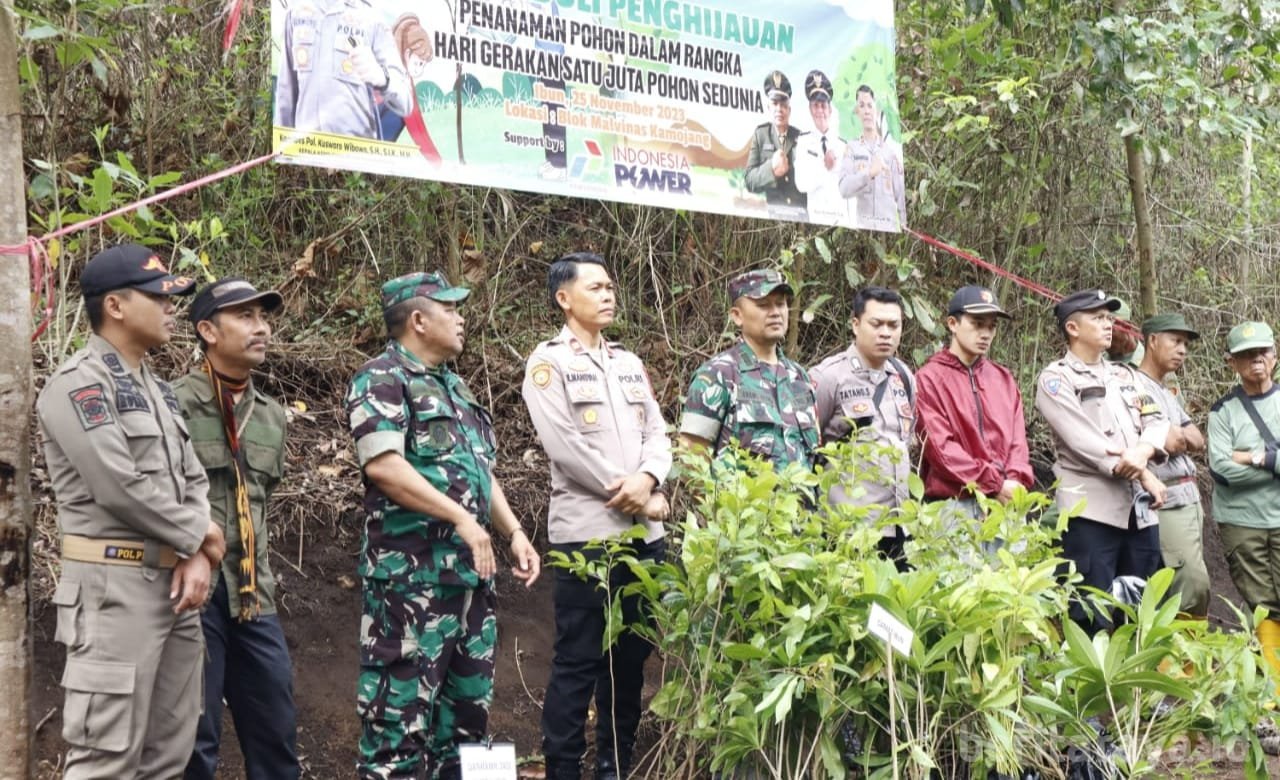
[{"x1": 356, "y1": 577, "x2": 497, "y2": 780}]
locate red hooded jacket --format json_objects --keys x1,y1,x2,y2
[{"x1": 915, "y1": 349, "x2": 1034, "y2": 499}]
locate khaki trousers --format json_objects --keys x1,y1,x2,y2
[
  {"x1": 53, "y1": 560, "x2": 204, "y2": 779},
  {"x1": 1156, "y1": 502, "x2": 1211, "y2": 616}
]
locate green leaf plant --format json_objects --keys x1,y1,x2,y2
[{"x1": 556, "y1": 438, "x2": 1277, "y2": 778}]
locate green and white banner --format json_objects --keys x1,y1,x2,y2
[{"x1": 271, "y1": 0, "x2": 904, "y2": 231}]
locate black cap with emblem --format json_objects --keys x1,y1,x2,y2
[
  {"x1": 763, "y1": 70, "x2": 792, "y2": 100},
  {"x1": 1054, "y1": 288, "x2": 1121, "y2": 327},
  {"x1": 188, "y1": 277, "x2": 284, "y2": 324},
  {"x1": 80, "y1": 243, "x2": 197, "y2": 298},
  {"x1": 804, "y1": 70, "x2": 833, "y2": 103}
]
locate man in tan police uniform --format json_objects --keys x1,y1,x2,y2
[
  {"x1": 522, "y1": 252, "x2": 670, "y2": 780},
  {"x1": 38, "y1": 243, "x2": 225, "y2": 778},
  {"x1": 810, "y1": 286, "x2": 915, "y2": 565},
  {"x1": 1035, "y1": 288, "x2": 1169, "y2": 635}
]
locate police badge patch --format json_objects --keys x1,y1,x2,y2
[
  {"x1": 530, "y1": 362, "x2": 553, "y2": 389},
  {"x1": 70, "y1": 384, "x2": 114, "y2": 430}
]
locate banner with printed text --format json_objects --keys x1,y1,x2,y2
[{"x1": 271, "y1": 0, "x2": 904, "y2": 231}]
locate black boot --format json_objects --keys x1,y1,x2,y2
[
  {"x1": 595, "y1": 745, "x2": 631, "y2": 780},
  {"x1": 545, "y1": 758, "x2": 584, "y2": 780}
]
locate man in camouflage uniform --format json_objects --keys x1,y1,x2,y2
[
  {"x1": 177, "y1": 278, "x2": 299, "y2": 779},
  {"x1": 678, "y1": 269, "x2": 820, "y2": 470},
  {"x1": 522, "y1": 252, "x2": 671, "y2": 780},
  {"x1": 346, "y1": 272, "x2": 541, "y2": 780},
  {"x1": 1035, "y1": 289, "x2": 1169, "y2": 635},
  {"x1": 38, "y1": 243, "x2": 225, "y2": 778},
  {"x1": 810, "y1": 286, "x2": 915, "y2": 566}
]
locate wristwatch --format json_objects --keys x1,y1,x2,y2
[{"x1": 1252, "y1": 450, "x2": 1265, "y2": 467}]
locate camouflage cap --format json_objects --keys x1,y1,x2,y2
[
  {"x1": 380, "y1": 271, "x2": 470, "y2": 311},
  {"x1": 1227, "y1": 321, "x2": 1274, "y2": 354},
  {"x1": 728, "y1": 269, "x2": 793, "y2": 302}
]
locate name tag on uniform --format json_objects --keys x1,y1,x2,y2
[
  {"x1": 458, "y1": 743, "x2": 516, "y2": 780},
  {"x1": 104, "y1": 545, "x2": 145, "y2": 562}
]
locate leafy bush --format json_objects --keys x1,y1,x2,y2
[{"x1": 557, "y1": 440, "x2": 1275, "y2": 779}]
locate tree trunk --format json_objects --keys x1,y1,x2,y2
[
  {"x1": 1122, "y1": 133, "x2": 1157, "y2": 317},
  {"x1": 0, "y1": 4, "x2": 33, "y2": 778}
]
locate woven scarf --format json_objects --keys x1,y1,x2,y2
[{"x1": 204, "y1": 359, "x2": 260, "y2": 620}]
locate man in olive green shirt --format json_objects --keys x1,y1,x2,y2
[
  {"x1": 177, "y1": 277, "x2": 299, "y2": 780},
  {"x1": 1208, "y1": 321, "x2": 1280, "y2": 693}
]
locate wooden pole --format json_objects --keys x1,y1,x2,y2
[{"x1": 0, "y1": 3, "x2": 34, "y2": 777}]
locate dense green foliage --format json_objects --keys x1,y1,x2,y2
[
  {"x1": 559, "y1": 445, "x2": 1274, "y2": 778},
  {"x1": 14, "y1": 0, "x2": 1280, "y2": 409}
]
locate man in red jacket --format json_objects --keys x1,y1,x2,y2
[{"x1": 916, "y1": 286, "x2": 1034, "y2": 528}]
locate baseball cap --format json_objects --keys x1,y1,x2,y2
[
  {"x1": 380, "y1": 272, "x2": 470, "y2": 310},
  {"x1": 804, "y1": 70, "x2": 833, "y2": 102},
  {"x1": 728, "y1": 269, "x2": 793, "y2": 302},
  {"x1": 947, "y1": 285, "x2": 1010, "y2": 319},
  {"x1": 763, "y1": 70, "x2": 792, "y2": 101},
  {"x1": 1227, "y1": 321, "x2": 1275, "y2": 354},
  {"x1": 1054, "y1": 288, "x2": 1120, "y2": 326},
  {"x1": 1140, "y1": 313, "x2": 1199, "y2": 340},
  {"x1": 188, "y1": 277, "x2": 284, "y2": 325},
  {"x1": 80, "y1": 243, "x2": 196, "y2": 298}
]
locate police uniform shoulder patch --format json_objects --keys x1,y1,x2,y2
[
  {"x1": 70, "y1": 384, "x2": 114, "y2": 430},
  {"x1": 530, "y1": 362, "x2": 553, "y2": 389},
  {"x1": 101, "y1": 353, "x2": 127, "y2": 376},
  {"x1": 1044, "y1": 376, "x2": 1063, "y2": 397}
]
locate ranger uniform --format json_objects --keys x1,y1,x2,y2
[
  {"x1": 178, "y1": 278, "x2": 299, "y2": 780},
  {"x1": 523, "y1": 306, "x2": 671, "y2": 779},
  {"x1": 1134, "y1": 313, "x2": 1210, "y2": 618},
  {"x1": 744, "y1": 70, "x2": 807, "y2": 218},
  {"x1": 346, "y1": 273, "x2": 498, "y2": 779},
  {"x1": 275, "y1": 0, "x2": 413, "y2": 139},
  {"x1": 38, "y1": 245, "x2": 209, "y2": 778},
  {"x1": 679, "y1": 270, "x2": 820, "y2": 471},
  {"x1": 1035, "y1": 289, "x2": 1169, "y2": 633},
  {"x1": 1208, "y1": 322, "x2": 1280, "y2": 689}
]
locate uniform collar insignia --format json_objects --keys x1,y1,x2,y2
[{"x1": 389, "y1": 339, "x2": 430, "y2": 374}]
